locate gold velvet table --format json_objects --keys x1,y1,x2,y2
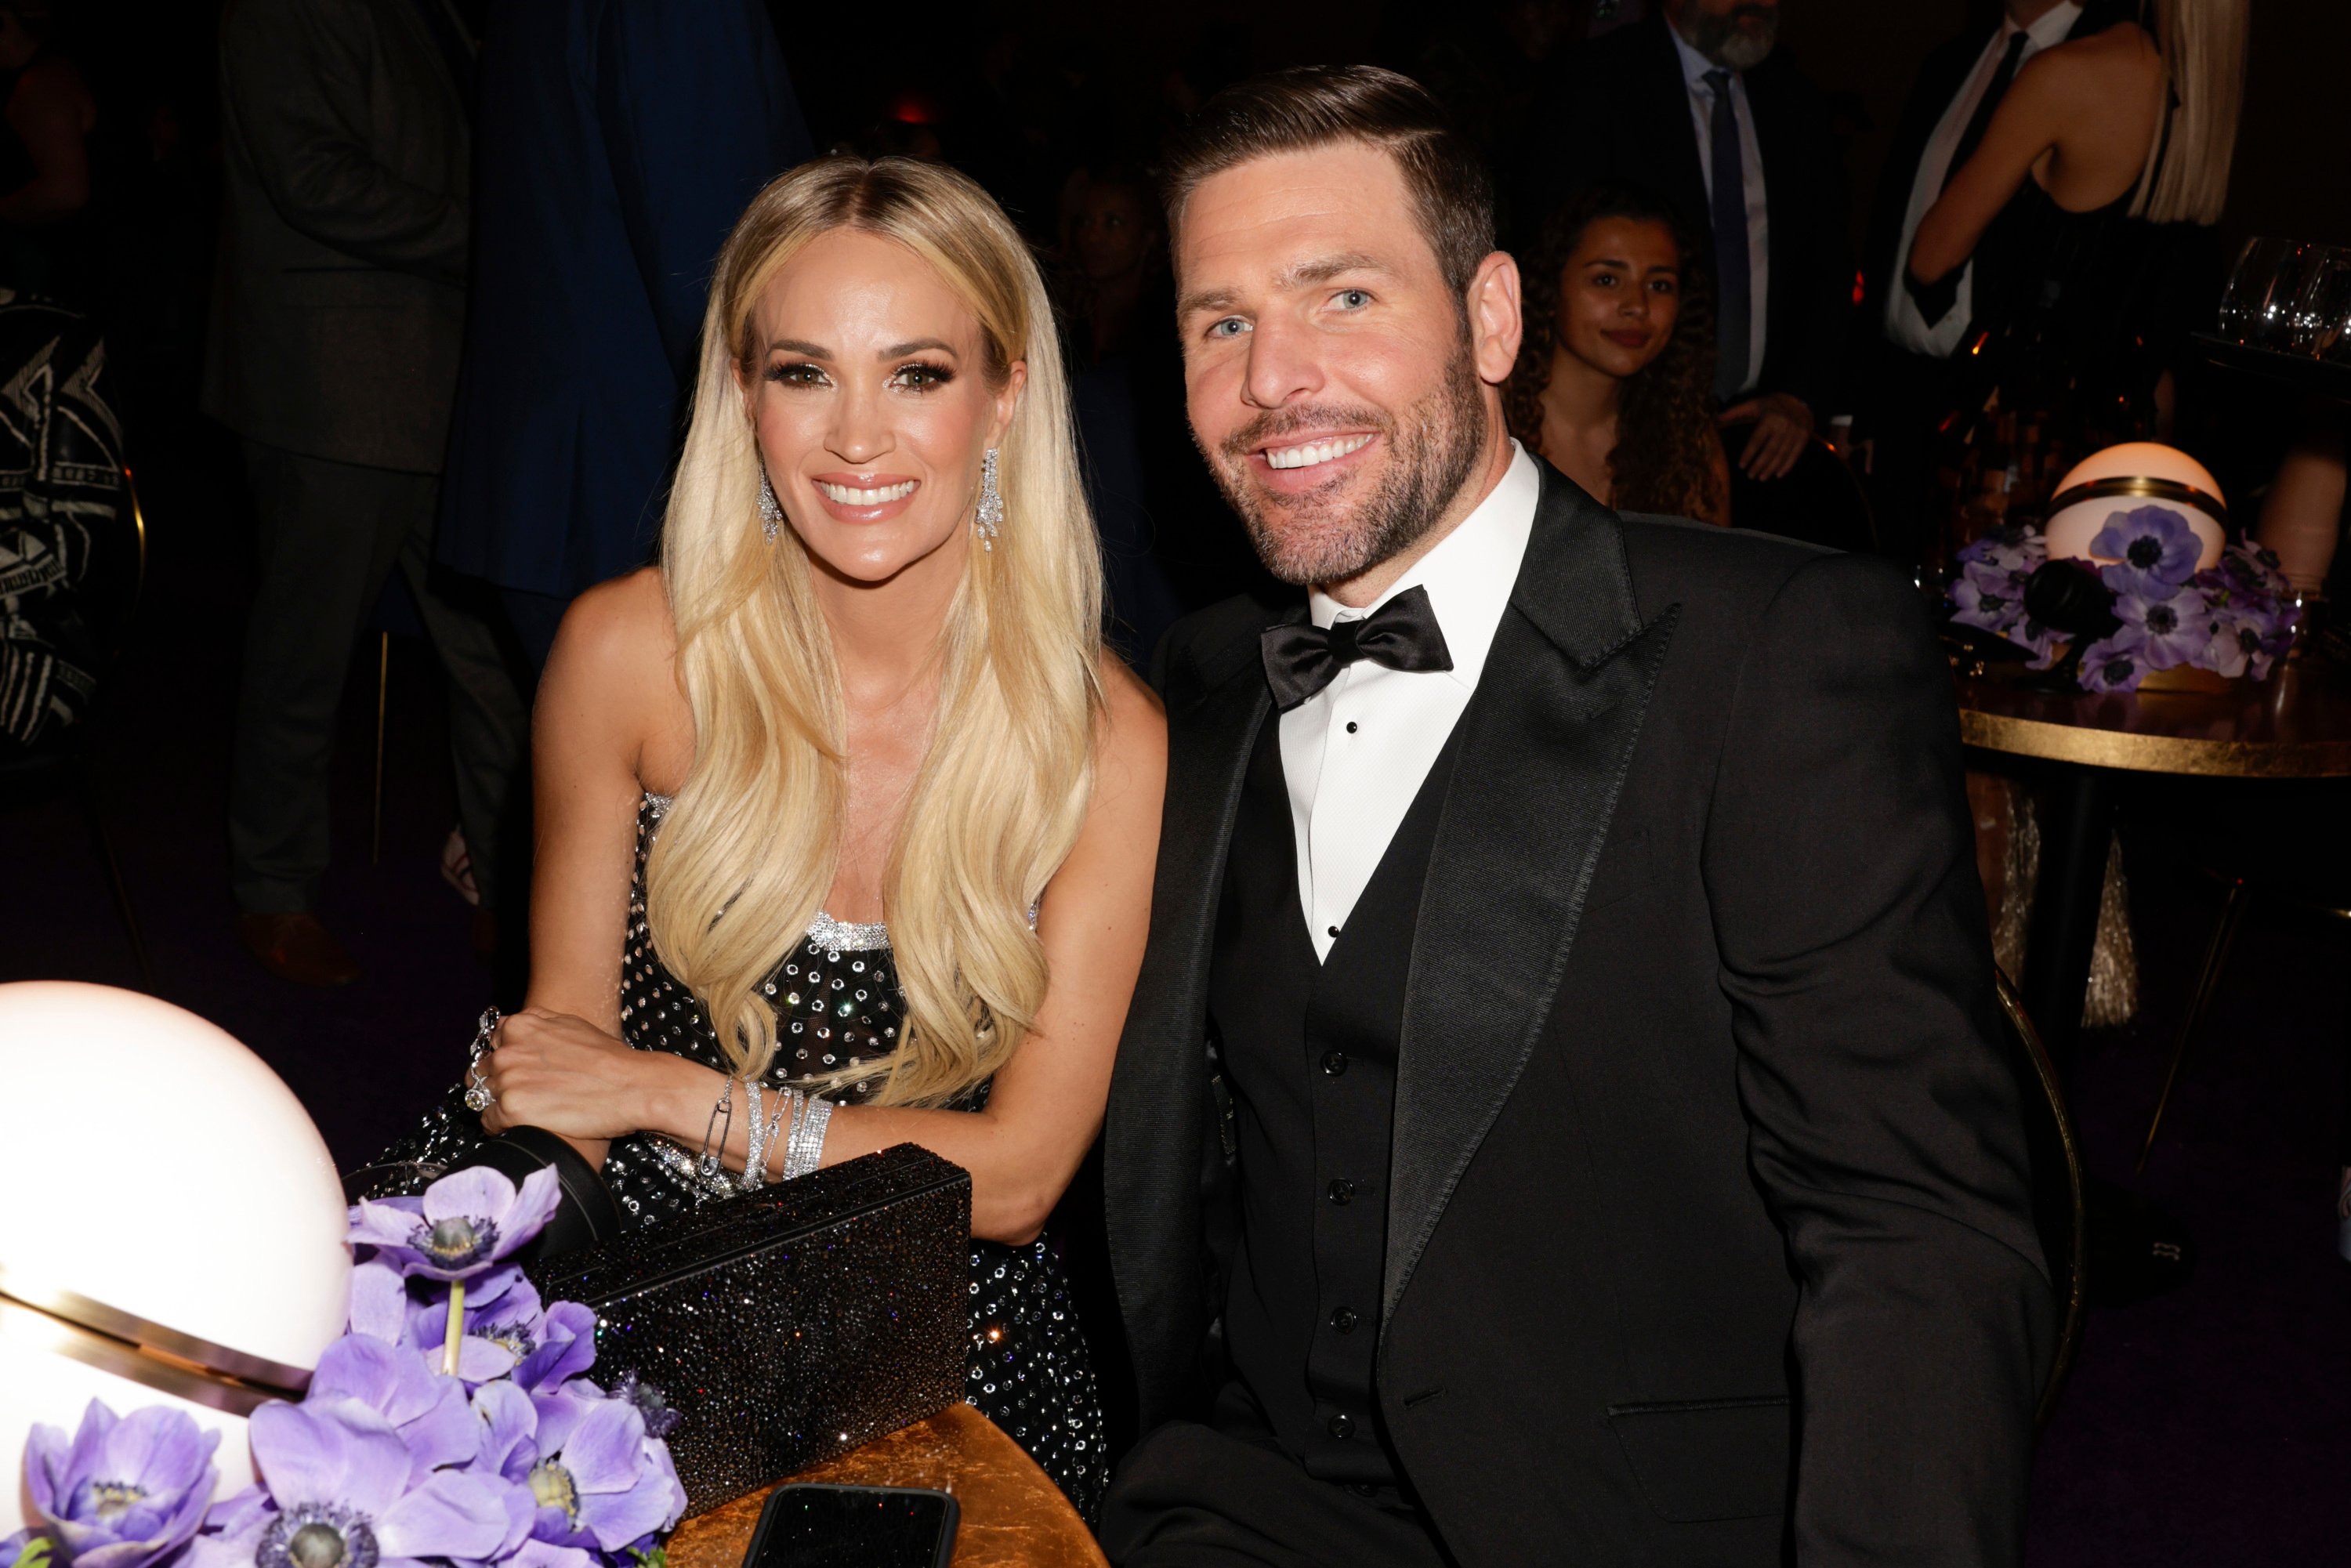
[{"x1": 665, "y1": 1403, "x2": 1108, "y2": 1568}]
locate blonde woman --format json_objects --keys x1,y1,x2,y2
[
  {"x1": 379, "y1": 156, "x2": 1166, "y2": 1519},
  {"x1": 1907, "y1": 0, "x2": 2246, "y2": 416}
]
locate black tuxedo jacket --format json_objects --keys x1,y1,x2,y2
[
  {"x1": 1103, "y1": 465, "x2": 2055, "y2": 1566},
  {"x1": 1859, "y1": 0, "x2": 2135, "y2": 353},
  {"x1": 1517, "y1": 13, "x2": 1853, "y2": 418}
]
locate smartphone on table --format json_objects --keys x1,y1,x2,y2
[{"x1": 741, "y1": 1483, "x2": 959, "y2": 1568}]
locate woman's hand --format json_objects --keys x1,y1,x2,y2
[{"x1": 478, "y1": 1007, "x2": 684, "y2": 1144}]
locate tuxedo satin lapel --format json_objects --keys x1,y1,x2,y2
[
  {"x1": 1104, "y1": 613, "x2": 1284, "y2": 1414},
  {"x1": 1382, "y1": 472, "x2": 1678, "y2": 1320}
]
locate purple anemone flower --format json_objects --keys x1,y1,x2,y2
[
  {"x1": 1950, "y1": 563, "x2": 2027, "y2": 636},
  {"x1": 306, "y1": 1336, "x2": 478, "y2": 1479},
  {"x1": 2112, "y1": 585, "x2": 2212, "y2": 670},
  {"x1": 2091, "y1": 504, "x2": 2204, "y2": 599},
  {"x1": 1957, "y1": 528, "x2": 2044, "y2": 575},
  {"x1": 190, "y1": 1401, "x2": 515, "y2": 1568},
  {"x1": 23, "y1": 1401, "x2": 220, "y2": 1568},
  {"x1": 601, "y1": 1374, "x2": 681, "y2": 1443},
  {"x1": 2078, "y1": 633, "x2": 2148, "y2": 693},
  {"x1": 349, "y1": 1168, "x2": 560, "y2": 1282},
  {"x1": 523, "y1": 1390, "x2": 686, "y2": 1554}
]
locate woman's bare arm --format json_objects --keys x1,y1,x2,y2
[
  {"x1": 1909, "y1": 27, "x2": 2161, "y2": 287},
  {"x1": 481, "y1": 567, "x2": 688, "y2": 1167}
]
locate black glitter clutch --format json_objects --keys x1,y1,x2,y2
[{"x1": 525, "y1": 1143, "x2": 972, "y2": 1515}]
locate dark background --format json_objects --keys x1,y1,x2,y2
[{"x1": 5, "y1": 2, "x2": 2349, "y2": 1564}]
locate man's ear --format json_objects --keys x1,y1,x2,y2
[{"x1": 1468, "y1": 252, "x2": 1523, "y2": 388}]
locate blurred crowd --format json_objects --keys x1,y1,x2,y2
[{"x1": 0, "y1": 0, "x2": 2285, "y2": 988}]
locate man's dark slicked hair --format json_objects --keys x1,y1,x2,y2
[{"x1": 1157, "y1": 64, "x2": 1497, "y2": 298}]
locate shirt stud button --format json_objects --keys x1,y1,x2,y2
[
  {"x1": 1328, "y1": 1178, "x2": 1357, "y2": 1205},
  {"x1": 1321, "y1": 1050, "x2": 1348, "y2": 1076},
  {"x1": 1328, "y1": 1413, "x2": 1355, "y2": 1439},
  {"x1": 1327, "y1": 925, "x2": 1340, "y2": 939},
  {"x1": 1345, "y1": 721, "x2": 1358, "y2": 733},
  {"x1": 1330, "y1": 1305, "x2": 1360, "y2": 1334}
]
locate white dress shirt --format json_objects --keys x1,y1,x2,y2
[
  {"x1": 1884, "y1": 2, "x2": 2081, "y2": 356},
  {"x1": 1669, "y1": 27, "x2": 1770, "y2": 397},
  {"x1": 1281, "y1": 443, "x2": 1541, "y2": 961}
]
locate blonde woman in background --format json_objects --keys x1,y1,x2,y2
[
  {"x1": 379, "y1": 156, "x2": 1166, "y2": 1520},
  {"x1": 1908, "y1": 0, "x2": 2247, "y2": 433}
]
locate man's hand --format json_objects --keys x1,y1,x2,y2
[{"x1": 1721, "y1": 392, "x2": 1817, "y2": 481}]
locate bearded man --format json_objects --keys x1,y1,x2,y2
[{"x1": 1098, "y1": 65, "x2": 2052, "y2": 1568}]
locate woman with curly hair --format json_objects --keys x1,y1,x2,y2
[{"x1": 1505, "y1": 182, "x2": 1730, "y2": 523}]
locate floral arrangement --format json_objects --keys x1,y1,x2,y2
[
  {"x1": 1, "y1": 1169, "x2": 684, "y2": 1568},
  {"x1": 1949, "y1": 505, "x2": 2300, "y2": 692}
]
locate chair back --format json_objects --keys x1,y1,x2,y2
[
  {"x1": 1993, "y1": 967, "x2": 2086, "y2": 1432},
  {"x1": 1719, "y1": 422, "x2": 1878, "y2": 552}
]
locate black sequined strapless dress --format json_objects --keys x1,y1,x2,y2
[{"x1": 374, "y1": 794, "x2": 1107, "y2": 1520}]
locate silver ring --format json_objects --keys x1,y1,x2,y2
[{"x1": 464, "y1": 1059, "x2": 495, "y2": 1113}]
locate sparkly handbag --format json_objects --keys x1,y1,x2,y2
[{"x1": 523, "y1": 1142, "x2": 971, "y2": 1515}]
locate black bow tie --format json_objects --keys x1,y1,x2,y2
[{"x1": 1259, "y1": 585, "x2": 1454, "y2": 712}]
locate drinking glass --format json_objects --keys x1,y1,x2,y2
[
  {"x1": 2218, "y1": 237, "x2": 2290, "y2": 341},
  {"x1": 2286, "y1": 248, "x2": 2351, "y2": 363},
  {"x1": 2217, "y1": 238, "x2": 2324, "y2": 348}
]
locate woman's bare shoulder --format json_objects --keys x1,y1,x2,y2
[
  {"x1": 2022, "y1": 20, "x2": 2160, "y2": 96},
  {"x1": 540, "y1": 568, "x2": 686, "y2": 756},
  {"x1": 554, "y1": 567, "x2": 676, "y2": 673}
]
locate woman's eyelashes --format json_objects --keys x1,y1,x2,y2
[
  {"x1": 890, "y1": 360, "x2": 955, "y2": 391},
  {"x1": 767, "y1": 360, "x2": 828, "y2": 387},
  {"x1": 763, "y1": 359, "x2": 955, "y2": 391}
]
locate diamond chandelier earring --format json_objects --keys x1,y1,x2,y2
[
  {"x1": 756, "y1": 469, "x2": 784, "y2": 543},
  {"x1": 975, "y1": 448, "x2": 1004, "y2": 551}
]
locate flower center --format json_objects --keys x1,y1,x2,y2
[
  {"x1": 411, "y1": 1215, "x2": 499, "y2": 1269},
  {"x1": 479, "y1": 1320, "x2": 536, "y2": 1359},
  {"x1": 2128, "y1": 537, "x2": 2164, "y2": 570},
  {"x1": 2146, "y1": 604, "x2": 2178, "y2": 635},
  {"x1": 81, "y1": 1481, "x2": 147, "y2": 1523},
  {"x1": 528, "y1": 1461, "x2": 580, "y2": 1526},
  {"x1": 257, "y1": 1507, "x2": 379, "y2": 1568}
]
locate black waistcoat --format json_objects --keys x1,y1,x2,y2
[{"x1": 1209, "y1": 704, "x2": 1462, "y2": 1487}]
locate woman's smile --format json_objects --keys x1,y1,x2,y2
[{"x1": 811, "y1": 470, "x2": 922, "y2": 523}]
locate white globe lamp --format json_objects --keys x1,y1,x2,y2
[
  {"x1": 0, "y1": 983, "x2": 351, "y2": 1532},
  {"x1": 2044, "y1": 441, "x2": 2228, "y2": 575}
]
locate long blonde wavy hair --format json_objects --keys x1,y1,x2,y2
[{"x1": 644, "y1": 157, "x2": 1105, "y2": 1107}]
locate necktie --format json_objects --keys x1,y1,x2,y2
[
  {"x1": 1704, "y1": 70, "x2": 1751, "y2": 403},
  {"x1": 1909, "y1": 29, "x2": 2031, "y2": 328},
  {"x1": 1943, "y1": 29, "x2": 2032, "y2": 197},
  {"x1": 1259, "y1": 586, "x2": 1454, "y2": 712}
]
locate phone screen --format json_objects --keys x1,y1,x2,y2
[{"x1": 745, "y1": 1484, "x2": 958, "y2": 1568}]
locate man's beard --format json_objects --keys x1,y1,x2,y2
[
  {"x1": 1204, "y1": 346, "x2": 1490, "y2": 588},
  {"x1": 1679, "y1": 5, "x2": 1778, "y2": 71}
]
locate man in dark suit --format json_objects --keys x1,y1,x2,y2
[
  {"x1": 434, "y1": 0, "x2": 812, "y2": 670},
  {"x1": 206, "y1": 0, "x2": 526, "y2": 986},
  {"x1": 1520, "y1": 0, "x2": 1852, "y2": 485},
  {"x1": 1855, "y1": 0, "x2": 2130, "y2": 568},
  {"x1": 1099, "y1": 65, "x2": 2052, "y2": 1567}
]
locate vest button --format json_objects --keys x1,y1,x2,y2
[
  {"x1": 1320, "y1": 1050, "x2": 1349, "y2": 1076},
  {"x1": 1330, "y1": 1305, "x2": 1360, "y2": 1334},
  {"x1": 1328, "y1": 1412, "x2": 1356, "y2": 1439},
  {"x1": 1328, "y1": 1178, "x2": 1357, "y2": 1205}
]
